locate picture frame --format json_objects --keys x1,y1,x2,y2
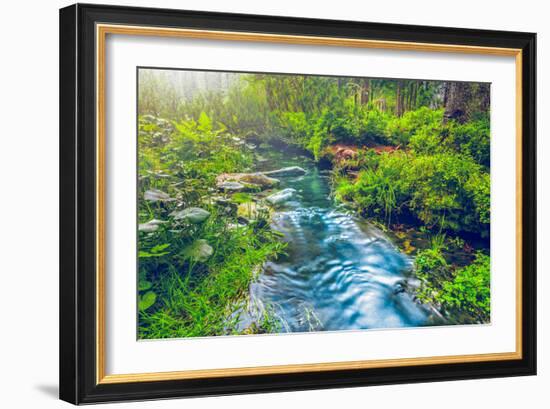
[{"x1": 59, "y1": 3, "x2": 536, "y2": 404}]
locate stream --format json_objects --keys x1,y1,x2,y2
[{"x1": 239, "y1": 145, "x2": 442, "y2": 333}]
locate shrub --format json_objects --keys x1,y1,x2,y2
[
  {"x1": 439, "y1": 252, "x2": 490, "y2": 322},
  {"x1": 335, "y1": 150, "x2": 490, "y2": 235},
  {"x1": 336, "y1": 155, "x2": 406, "y2": 225},
  {"x1": 414, "y1": 248, "x2": 490, "y2": 323},
  {"x1": 448, "y1": 116, "x2": 490, "y2": 167},
  {"x1": 359, "y1": 110, "x2": 390, "y2": 144},
  {"x1": 409, "y1": 127, "x2": 449, "y2": 155},
  {"x1": 414, "y1": 247, "x2": 450, "y2": 303},
  {"x1": 386, "y1": 107, "x2": 444, "y2": 145},
  {"x1": 279, "y1": 111, "x2": 309, "y2": 143}
]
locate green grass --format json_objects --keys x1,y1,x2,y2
[{"x1": 139, "y1": 221, "x2": 285, "y2": 338}]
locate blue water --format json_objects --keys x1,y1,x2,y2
[{"x1": 243, "y1": 147, "x2": 439, "y2": 333}]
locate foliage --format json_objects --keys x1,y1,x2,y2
[
  {"x1": 335, "y1": 165, "x2": 399, "y2": 226},
  {"x1": 137, "y1": 114, "x2": 285, "y2": 338},
  {"x1": 336, "y1": 150, "x2": 490, "y2": 236},
  {"x1": 138, "y1": 291, "x2": 157, "y2": 312},
  {"x1": 448, "y1": 116, "x2": 491, "y2": 167},
  {"x1": 361, "y1": 110, "x2": 390, "y2": 143},
  {"x1": 415, "y1": 248, "x2": 490, "y2": 322},
  {"x1": 386, "y1": 107, "x2": 444, "y2": 146},
  {"x1": 440, "y1": 252, "x2": 490, "y2": 321}
]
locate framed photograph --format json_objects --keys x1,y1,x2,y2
[{"x1": 59, "y1": 3, "x2": 536, "y2": 404}]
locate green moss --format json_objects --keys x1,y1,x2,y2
[{"x1": 335, "y1": 149, "x2": 489, "y2": 236}]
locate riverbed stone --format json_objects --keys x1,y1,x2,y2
[
  {"x1": 406, "y1": 278, "x2": 422, "y2": 290},
  {"x1": 171, "y1": 207, "x2": 210, "y2": 223},
  {"x1": 216, "y1": 172, "x2": 279, "y2": 191},
  {"x1": 266, "y1": 188, "x2": 297, "y2": 205},
  {"x1": 262, "y1": 166, "x2": 307, "y2": 177},
  {"x1": 138, "y1": 219, "x2": 168, "y2": 232},
  {"x1": 217, "y1": 181, "x2": 246, "y2": 192},
  {"x1": 144, "y1": 189, "x2": 173, "y2": 202}
]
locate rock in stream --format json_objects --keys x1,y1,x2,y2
[
  {"x1": 216, "y1": 172, "x2": 279, "y2": 191},
  {"x1": 262, "y1": 166, "x2": 306, "y2": 177},
  {"x1": 266, "y1": 188, "x2": 297, "y2": 205}
]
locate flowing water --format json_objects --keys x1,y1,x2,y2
[{"x1": 241, "y1": 146, "x2": 441, "y2": 333}]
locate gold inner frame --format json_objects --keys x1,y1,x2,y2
[{"x1": 96, "y1": 23, "x2": 523, "y2": 385}]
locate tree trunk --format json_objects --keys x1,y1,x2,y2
[
  {"x1": 396, "y1": 80, "x2": 404, "y2": 117},
  {"x1": 411, "y1": 82, "x2": 418, "y2": 111},
  {"x1": 361, "y1": 78, "x2": 371, "y2": 104},
  {"x1": 337, "y1": 78, "x2": 344, "y2": 93},
  {"x1": 444, "y1": 82, "x2": 471, "y2": 123},
  {"x1": 445, "y1": 82, "x2": 491, "y2": 122}
]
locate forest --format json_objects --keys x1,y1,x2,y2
[{"x1": 137, "y1": 69, "x2": 491, "y2": 339}]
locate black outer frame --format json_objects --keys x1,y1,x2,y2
[{"x1": 59, "y1": 3, "x2": 536, "y2": 405}]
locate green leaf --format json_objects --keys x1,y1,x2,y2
[
  {"x1": 197, "y1": 111, "x2": 212, "y2": 134},
  {"x1": 139, "y1": 243, "x2": 171, "y2": 258},
  {"x1": 139, "y1": 291, "x2": 157, "y2": 311},
  {"x1": 151, "y1": 243, "x2": 170, "y2": 253},
  {"x1": 138, "y1": 280, "x2": 152, "y2": 291}
]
